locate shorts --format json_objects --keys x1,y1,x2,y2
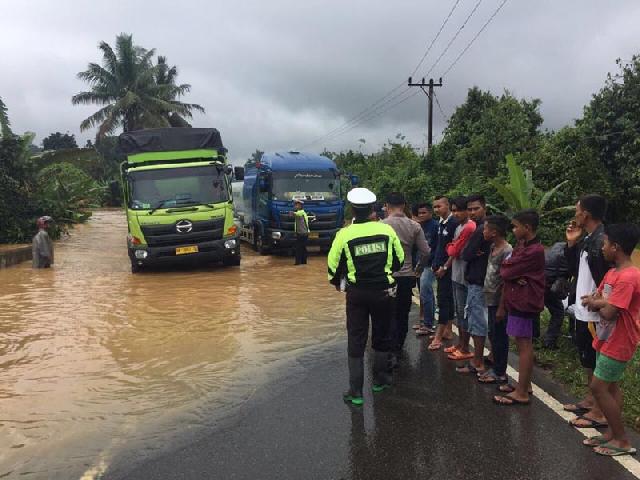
[
  {"x1": 594, "y1": 351, "x2": 627, "y2": 383},
  {"x1": 506, "y1": 314, "x2": 534, "y2": 338},
  {"x1": 466, "y1": 284, "x2": 488, "y2": 337}
]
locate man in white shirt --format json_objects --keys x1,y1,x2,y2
[{"x1": 564, "y1": 195, "x2": 612, "y2": 428}]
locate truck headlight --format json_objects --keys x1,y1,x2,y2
[
  {"x1": 134, "y1": 250, "x2": 148, "y2": 259},
  {"x1": 224, "y1": 239, "x2": 237, "y2": 249},
  {"x1": 271, "y1": 231, "x2": 282, "y2": 240}
]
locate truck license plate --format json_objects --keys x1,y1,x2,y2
[
  {"x1": 176, "y1": 246, "x2": 199, "y2": 255},
  {"x1": 308, "y1": 232, "x2": 319, "y2": 239}
]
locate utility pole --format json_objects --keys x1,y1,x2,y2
[{"x1": 408, "y1": 77, "x2": 443, "y2": 154}]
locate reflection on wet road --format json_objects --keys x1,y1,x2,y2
[{"x1": 0, "y1": 209, "x2": 344, "y2": 478}]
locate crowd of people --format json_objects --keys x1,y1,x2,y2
[{"x1": 327, "y1": 188, "x2": 640, "y2": 458}]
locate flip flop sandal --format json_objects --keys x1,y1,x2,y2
[
  {"x1": 444, "y1": 345, "x2": 459, "y2": 354},
  {"x1": 570, "y1": 415, "x2": 609, "y2": 429},
  {"x1": 493, "y1": 394, "x2": 530, "y2": 406},
  {"x1": 455, "y1": 363, "x2": 478, "y2": 374},
  {"x1": 427, "y1": 342, "x2": 442, "y2": 351},
  {"x1": 478, "y1": 373, "x2": 508, "y2": 384},
  {"x1": 594, "y1": 444, "x2": 637, "y2": 456},
  {"x1": 415, "y1": 327, "x2": 434, "y2": 336},
  {"x1": 448, "y1": 351, "x2": 474, "y2": 361},
  {"x1": 498, "y1": 383, "x2": 533, "y2": 394},
  {"x1": 563, "y1": 404, "x2": 591, "y2": 415},
  {"x1": 583, "y1": 435, "x2": 610, "y2": 447}
]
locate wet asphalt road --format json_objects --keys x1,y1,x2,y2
[{"x1": 107, "y1": 311, "x2": 638, "y2": 480}]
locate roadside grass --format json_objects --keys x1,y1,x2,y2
[{"x1": 528, "y1": 311, "x2": 640, "y2": 431}]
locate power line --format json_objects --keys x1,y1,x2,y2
[
  {"x1": 409, "y1": 0, "x2": 462, "y2": 77},
  {"x1": 300, "y1": 0, "x2": 463, "y2": 150},
  {"x1": 441, "y1": 0, "x2": 509, "y2": 78},
  {"x1": 434, "y1": 91, "x2": 447, "y2": 120},
  {"x1": 422, "y1": 0, "x2": 484, "y2": 78},
  {"x1": 321, "y1": 90, "x2": 421, "y2": 145}
]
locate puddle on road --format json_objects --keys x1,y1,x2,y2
[{"x1": 0, "y1": 210, "x2": 344, "y2": 478}]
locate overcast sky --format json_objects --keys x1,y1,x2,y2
[{"x1": 1, "y1": 0, "x2": 639, "y2": 164}]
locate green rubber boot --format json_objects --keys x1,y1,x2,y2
[
  {"x1": 372, "y1": 350, "x2": 392, "y2": 393},
  {"x1": 343, "y1": 357, "x2": 364, "y2": 405}
]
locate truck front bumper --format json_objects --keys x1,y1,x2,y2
[
  {"x1": 129, "y1": 237, "x2": 240, "y2": 267},
  {"x1": 265, "y1": 229, "x2": 336, "y2": 249}
]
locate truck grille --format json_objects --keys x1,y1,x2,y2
[
  {"x1": 279, "y1": 212, "x2": 337, "y2": 231},
  {"x1": 141, "y1": 218, "x2": 225, "y2": 247}
]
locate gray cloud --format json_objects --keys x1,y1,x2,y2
[{"x1": 1, "y1": 0, "x2": 638, "y2": 164}]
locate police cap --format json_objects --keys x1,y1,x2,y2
[{"x1": 347, "y1": 188, "x2": 376, "y2": 206}]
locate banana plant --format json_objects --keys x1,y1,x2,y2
[{"x1": 490, "y1": 154, "x2": 571, "y2": 216}]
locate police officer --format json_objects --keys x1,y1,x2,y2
[
  {"x1": 292, "y1": 199, "x2": 310, "y2": 265},
  {"x1": 328, "y1": 188, "x2": 404, "y2": 405}
]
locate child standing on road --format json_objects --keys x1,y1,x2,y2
[
  {"x1": 444, "y1": 196, "x2": 476, "y2": 361},
  {"x1": 581, "y1": 223, "x2": 640, "y2": 456},
  {"x1": 493, "y1": 210, "x2": 545, "y2": 406},
  {"x1": 478, "y1": 215, "x2": 512, "y2": 385}
]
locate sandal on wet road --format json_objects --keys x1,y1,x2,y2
[
  {"x1": 593, "y1": 443, "x2": 637, "y2": 456},
  {"x1": 427, "y1": 341, "x2": 442, "y2": 351},
  {"x1": 563, "y1": 403, "x2": 591, "y2": 416},
  {"x1": 498, "y1": 383, "x2": 533, "y2": 395},
  {"x1": 583, "y1": 435, "x2": 610, "y2": 447},
  {"x1": 493, "y1": 394, "x2": 530, "y2": 406},
  {"x1": 570, "y1": 415, "x2": 608, "y2": 429},
  {"x1": 478, "y1": 370, "x2": 507, "y2": 384}
]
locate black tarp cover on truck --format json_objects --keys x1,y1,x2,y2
[{"x1": 119, "y1": 128, "x2": 225, "y2": 155}]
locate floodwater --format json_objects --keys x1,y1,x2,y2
[{"x1": 0, "y1": 209, "x2": 345, "y2": 479}]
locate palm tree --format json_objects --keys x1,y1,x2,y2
[
  {"x1": 154, "y1": 56, "x2": 204, "y2": 127},
  {"x1": 72, "y1": 34, "x2": 205, "y2": 139}
]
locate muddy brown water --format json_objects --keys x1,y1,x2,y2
[{"x1": 0, "y1": 209, "x2": 345, "y2": 479}]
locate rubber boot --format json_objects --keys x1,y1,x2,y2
[
  {"x1": 372, "y1": 350, "x2": 392, "y2": 393},
  {"x1": 343, "y1": 357, "x2": 364, "y2": 406}
]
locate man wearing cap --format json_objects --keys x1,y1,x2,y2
[
  {"x1": 382, "y1": 192, "x2": 430, "y2": 365},
  {"x1": 32, "y1": 216, "x2": 54, "y2": 268},
  {"x1": 328, "y1": 188, "x2": 404, "y2": 406},
  {"x1": 292, "y1": 199, "x2": 310, "y2": 265}
]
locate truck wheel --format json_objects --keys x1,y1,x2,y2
[
  {"x1": 131, "y1": 260, "x2": 142, "y2": 273},
  {"x1": 255, "y1": 231, "x2": 270, "y2": 255},
  {"x1": 223, "y1": 256, "x2": 241, "y2": 267}
]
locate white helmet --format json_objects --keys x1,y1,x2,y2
[{"x1": 347, "y1": 188, "x2": 376, "y2": 206}]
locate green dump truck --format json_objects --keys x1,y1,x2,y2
[{"x1": 119, "y1": 128, "x2": 241, "y2": 273}]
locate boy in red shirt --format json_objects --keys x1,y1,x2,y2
[{"x1": 581, "y1": 223, "x2": 640, "y2": 456}]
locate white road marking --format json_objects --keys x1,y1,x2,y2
[{"x1": 411, "y1": 295, "x2": 640, "y2": 477}]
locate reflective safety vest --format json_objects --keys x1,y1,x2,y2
[
  {"x1": 294, "y1": 209, "x2": 310, "y2": 234},
  {"x1": 328, "y1": 220, "x2": 404, "y2": 289}
]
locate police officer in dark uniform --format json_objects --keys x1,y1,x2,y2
[{"x1": 328, "y1": 188, "x2": 404, "y2": 405}]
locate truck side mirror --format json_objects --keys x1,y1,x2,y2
[
  {"x1": 350, "y1": 175, "x2": 359, "y2": 186},
  {"x1": 234, "y1": 166, "x2": 245, "y2": 181}
]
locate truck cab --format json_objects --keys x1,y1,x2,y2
[
  {"x1": 236, "y1": 151, "x2": 344, "y2": 254},
  {"x1": 120, "y1": 128, "x2": 240, "y2": 272}
]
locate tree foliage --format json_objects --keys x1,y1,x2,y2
[
  {"x1": 42, "y1": 132, "x2": 78, "y2": 150},
  {"x1": 72, "y1": 33, "x2": 205, "y2": 139}
]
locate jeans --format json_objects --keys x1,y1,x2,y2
[
  {"x1": 543, "y1": 286, "x2": 566, "y2": 346},
  {"x1": 391, "y1": 277, "x2": 415, "y2": 353},
  {"x1": 466, "y1": 284, "x2": 488, "y2": 337},
  {"x1": 488, "y1": 306, "x2": 509, "y2": 376},
  {"x1": 420, "y1": 268, "x2": 436, "y2": 328},
  {"x1": 452, "y1": 281, "x2": 468, "y2": 331},
  {"x1": 436, "y1": 269, "x2": 454, "y2": 325}
]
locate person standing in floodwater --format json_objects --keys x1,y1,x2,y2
[
  {"x1": 292, "y1": 199, "x2": 310, "y2": 265},
  {"x1": 32, "y1": 216, "x2": 54, "y2": 268},
  {"x1": 328, "y1": 188, "x2": 404, "y2": 406}
]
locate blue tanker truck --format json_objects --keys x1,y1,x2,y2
[{"x1": 234, "y1": 151, "x2": 345, "y2": 254}]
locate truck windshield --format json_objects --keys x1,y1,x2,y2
[
  {"x1": 128, "y1": 165, "x2": 229, "y2": 210},
  {"x1": 271, "y1": 171, "x2": 340, "y2": 201}
]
